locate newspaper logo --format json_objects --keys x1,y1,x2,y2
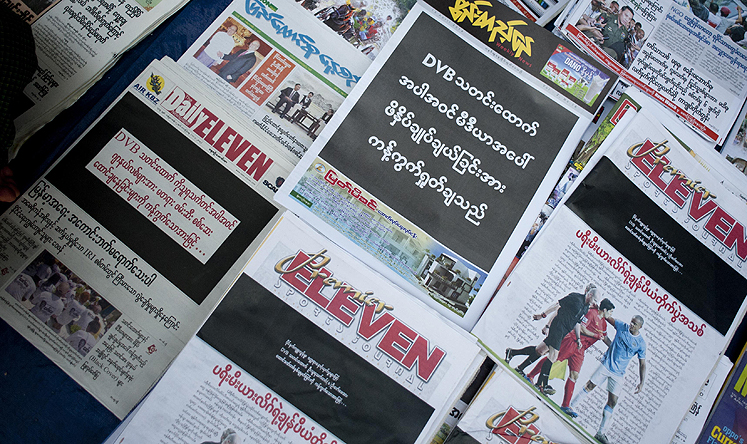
[
  {"x1": 147, "y1": 73, "x2": 165, "y2": 95},
  {"x1": 486, "y1": 406, "x2": 557, "y2": 444},
  {"x1": 448, "y1": 0, "x2": 533, "y2": 59}
]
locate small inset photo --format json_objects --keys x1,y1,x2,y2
[{"x1": 6, "y1": 250, "x2": 122, "y2": 356}]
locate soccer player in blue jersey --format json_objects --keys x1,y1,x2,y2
[{"x1": 566, "y1": 315, "x2": 646, "y2": 444}]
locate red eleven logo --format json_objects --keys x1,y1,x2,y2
[{"x1": 485, "y1": 406, "x2": 556, "y2": 444}]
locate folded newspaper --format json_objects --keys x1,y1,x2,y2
[
  {"x1": 9, "y1": 0, "x2": 189, "y2": 153},
  {"x1": 560, "y1": 0, "x2": 747, "y2": 144},
  {"x1": 0, "y1": 58, "x2": 294, "y2": 419},
  {"x1": 114, "y1": 212, "x2": 485, "y2": 444},
  {"x1": 276, "y1": 0, "x2": 616, "y2": 330},
  {"x1": 472, "y1": 107, "x2": 747, "y2": 444},
  {"x1": 177, "y1": 0, "x2": 372, "y2": 163}
]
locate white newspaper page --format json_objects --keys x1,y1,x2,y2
[
  {"x1": 444, "y1": 368, "x2": 586, "y2": 444},
  {"x1": 0, "y1": 59, "x2": 288, "y2": 419},
  {"x1": 562, "y1": 0, "x2": 747, "y2": 144},
  {"x1": 12, "y1": 0, "x2": 186, "y2": 149},
  {"x1": 670, "y1": 355, "x2": 732, "y2": 444},
  {"x1": 275, "y1": 2, "x2": 598, "y2": 330},
  {"x1": 115, "y1": 212, "x2": 484, "y2": 444},
  {"x1": 472, "y1": 108, "x2": 747, "y2": 444},
  {"x1": 177, "y1": 0, "x2": 371, "y2": 162}
]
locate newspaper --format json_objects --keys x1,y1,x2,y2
[
  {"x1": 10, "y1": 0, "x2": 187, "y2": 151},
  {"x1": 696, "y1": 344, "x2": 747, "y2": 444},
  {"x1": 443, "y1": 367, "x2": 587, "y2": 443},
  {"x1": 670, "y1": 355, "x2": 731, "y2": 444},
  {"x1": 275, "y1": 0, "x2": 616, "y2": 330},
  {"x1": 0, "y1": 59, "x2": 293, "y2": 419},
  {"x1": 177, "y1": 0, "x2": 371, "y2": 163},
  {"x1": 472, "y1": 107, "x2": 747, "y2": 444},
  {"x1": 114, "y1": 212, "x2": 485, "y2": 444},
  {"x1": 560, "y1": 0, "x2": 747, "y2": 144}
]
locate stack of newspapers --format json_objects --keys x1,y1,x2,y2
[{"x1": 4, "y1": 0, "x2": 747, "y2": 442}]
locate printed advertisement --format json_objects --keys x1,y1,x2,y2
[
  {"x1": 561, "y1": 0, "x2": 747, "y2": 144},
  {"x1": 0, "y1": 60, "x2": 282, "y2": 418},
  {"x1": 276, "y1": 3, "x2": 594, "y2": 330},
  {"x1": 472, "y1": 108, "x2": 747, "y2": 444},
  {"x1": 114, "y1": 213, "x2": 484, "y2": 444},
  {"x1": 11, "y1": 0, "x2": 186, "y2": 149},
  {"x1": 425, "y1": 0, "x2": 617, "y2": 115},
  {"x1": 178, "y1": 0, "x2": 371, "y2": 161}
]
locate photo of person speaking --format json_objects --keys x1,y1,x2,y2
[{"x1": 505, "y1": 283, "x2": 599, "y2": 392}]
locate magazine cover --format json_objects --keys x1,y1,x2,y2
[
  {"x1": 696, "y1": 345, "x2": 747, "y2": 444},
  {"x1": 0, "y1": 59, "x2": 285, "y2": 418},
  {"x1": 178, "y1": 0, "x2": 371, "y2": 162},
  {"x1": 275, "y1": 1, "x2": 607, "y2": 330},
  {"x1": 114, "y1": 212, "x2": 485, "y2": 444},
  {"x1": 560, "y1": 0, "x2": 747, "y2": 144},
  {"x1": 472, "y1": 108, "x2": 747, "y2": 444}
]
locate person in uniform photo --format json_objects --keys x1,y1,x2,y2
[
  {"x1": 576, "y1": 4, "x2": 635, "y2": 64},
  {"x1": 505, "y1": 283, "x2": 599, "y2": 393},
  {"x1": 567, "y1": 315, "x2": 647, "y2": 444}
]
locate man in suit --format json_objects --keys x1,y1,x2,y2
[
  {"x1": 218, "y1": 39, "x2": 261, "y2": 83},
  {"x1": 273, "y1": 83, "x2": 302, "y2": 119},
  {"x1": 299, "y1": 92, "x2": 314, "y2": 110}
]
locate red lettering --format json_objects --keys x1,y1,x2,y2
[
  {"x1": 378, "y1": 320, "x2": 416, "y2": 362},
  {"x1": 204, "y1": 119, "x2": 226, "y2": 146},
  {"x1": 630, "y1": 140, "x2": 657, "y2": 175},
  {"x1": 279, "y1": 252, "x2": 314, "y2": 293},
  {"x1": 225, "y1": 137, "x2": 250, "y2": 162},
  {"x1": 213, "y1": 126, "x2": 237, "y2": 153},
  {"x1": 304, "y1": 271, "x2": 333, "y2": 308},
  {"x1": 688, "y1": 191, "x2": 717, "y2": 221},
  {"x1": 647, "y1": 161, "x2": 670, "y2": 191},
  {"x1": 401, "y1": 336, "x2": 445, "y2": 381},
  {"x1": 325, "y1": 287, "x2": 361, "y2": 326},
  {"x1": 192, "y1": 109, "x2": 218, "y2": 138},
  {"x1": 704, "y1": 206, "x2": 734, "y2": 242},
  {"x1": 237, "y1": 146, "x2": 259, "y2": 171},
  {"x1": 357, "y1": 304, "x2": 395, "y2": 340},
  {"x1": 725, "y1": 221, "x2": 747, "y2": 261},
  {"x1": 664, "y1": 176, "x2": 691, "y2": 207},
  {"x1": 610, "y1": 99, "x2": 637, "y2": 125},
  {"x1": 247, "y1": 152, "x2": 273, "y2": 181}
]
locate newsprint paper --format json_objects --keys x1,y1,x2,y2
[
  {"x1": 561, "y1": 0, "x2": 747, "y2": 144},
  {"x1": 115, "y1": 212, "x2": 485, "y2": 444},
  {"x1": 10, "y1": 0, "x2": 187, "y2": 151},
  {"x1": 178, "y1": 0, "x2": 371, "y2": 162},
  {"x1": 0, "y1": 59, "x2": 293, "y2": 419},
  {"x1": 275, "y1": 1, "x2": 612, "y2": 330},
  {"x1": 472, "y1": 108, "x2": 747, "y2": 444}
]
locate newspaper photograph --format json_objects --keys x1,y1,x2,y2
[
  {"x1": 177, "y1": 0, "x2": 371, "y2": 162},
  {"x1": 472, "y1": 108, "x2": 747, "y2": 444},
  {"x1": 11, "y1": 0, "x2": 187, "y2": 150},
  {"x1": 0, "y1": 59, "x2": 286, "y2": 419},
  {"x1": 295, "y1": 0, "x2": 415, "y2": 60},
  {"x1": 114, "y1": 212, "x2": 484, "y2": 444},
  {"x1": 2, "y1": 0, "x2": 61, "y2": 23},
  {"x1": 275, "y1": 2, "x2": 612, "y2": 330},
  {"x1": 561, "y1": 0, "x2": 747, "y2": 144}
]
